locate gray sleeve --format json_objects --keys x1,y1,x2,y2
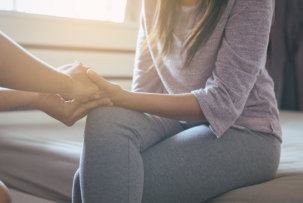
[
  {"x1": 131, "y1": 4, "x2": 164, "y2": 93},
  {"x1": 191, "y1": 0, "x2": 274, "y2": 137}
]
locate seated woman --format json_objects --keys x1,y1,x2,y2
[
  {"x1": 73, "y1": 0, "x2": 282, "y2": 202},
  {"x1": 0, "y1": 32, "x2": 111, "y2": 202}
]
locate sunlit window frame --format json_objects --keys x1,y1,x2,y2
[{"x1": 1, "y1": 0, "x2": 128, "y2": 23}]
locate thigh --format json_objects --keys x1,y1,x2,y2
[
  {"x1": 78, "y1": 107, "x2": 185, "y2": 203},
  {"x1": 141, "y1": 125, "x2": 281, "y2": 203},
  {"x1": 85, "y1": 106, "x2": 184, "y2": 152}
]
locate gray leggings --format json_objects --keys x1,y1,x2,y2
[{"x1": 72, "y1": 107, "x2": 280, "y2": 203}]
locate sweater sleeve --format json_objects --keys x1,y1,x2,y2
[
  {"x1": 191, "y1": 0, "x2": 274, "y2": 137},
  {"x1": 131, "y1": 4, "x2": 164, "y2": 93}
]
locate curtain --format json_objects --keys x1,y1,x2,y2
[{"x1": 268, "y1": 0, "x2": 303, "y2": 111}]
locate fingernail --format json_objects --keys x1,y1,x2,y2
[{"x1": 87, "y1": 69, "x2": 96, "y2": 76}]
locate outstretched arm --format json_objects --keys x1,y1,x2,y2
[
  {"x1": 0, "y1": 32, "x2": 98, "y2": 98},
  {"x1": 116, "y1": 91, "x2": 205, "y2": 121},
  {"x1": 0, "y1": 32, "x2": 70, "y2": 93}
]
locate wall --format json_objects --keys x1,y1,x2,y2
[{"x1": 0, "y1": 10, "x2": 138, "y2": 90}]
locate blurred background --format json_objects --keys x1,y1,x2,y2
[
  {"x1": 0, "y1": 0, "x2": 142, "y2": 92},
  {"x1": 0, "y1": 0, "x2": 142, "y2": 23}
]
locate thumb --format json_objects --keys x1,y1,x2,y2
[{"x1": 86, "y1": 69, "x2": 106, "y2": 87}]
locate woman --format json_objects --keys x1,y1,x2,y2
[
  {"x1": 0, "y1": 32, "x2": 111, "y2": 203},
  {"x1": 73, "y1": 0, "x2": 281, "y2": 202}
]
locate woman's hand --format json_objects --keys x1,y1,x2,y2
[
  {"x1": 86, "y1": 69, "x2": 205, "y2": 122},
  {"x1": 36, "y1": 93, "x2": 113, "y2": 126},
  {"x1": 59, "y1": 62, "x2": 99, "y2": 100},
  {"x1": 86, "y1": 69, "x2": 123, "y2": 103}
]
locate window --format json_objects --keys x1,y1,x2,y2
[{"x1": 0, "y1": 0, "x2": 127, "y2": 23}]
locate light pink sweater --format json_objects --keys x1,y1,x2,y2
[{"x1": 132, "y1": 0, "x2": 282, "y2": 141}]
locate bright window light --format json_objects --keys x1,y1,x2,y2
[
  {"x1": 0, "y1": 0, "x2": 13, "y2": 10},
  {"x1": 0, "y1": 0, "x2": 127, "y2": 23}
]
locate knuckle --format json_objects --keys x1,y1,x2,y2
[
  {"x1": 62, "y1": 116, "x2": 73, "y2": 126},
  {"x1": 65, "y1": 120, "x2": 73, "y2": 127}
]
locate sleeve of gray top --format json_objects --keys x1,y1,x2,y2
[
  {"x1": 191, "y1": 0, "x2": 274, "y2": 138},
  {"x1": 131, "y1": 4, "x2": 164, "y2": 93}
]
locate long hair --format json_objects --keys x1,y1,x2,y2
[{"x1": 146, "y1": 0, "x2": 228, "y2": 67}]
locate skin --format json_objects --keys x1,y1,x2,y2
[
  {"x1": 0, "y1": 32, "x2": 98, "y2": 99},
  {"x1": 0, "y1": 59, "x2": 112, "y2": 126},
  {"x1": 0, "y1": 181, "x2": 11, "y2": 203},
  {"x1": 87, "y1": 70, "x2": 206, "y2": 122},
  {"x1": 0, "y1": 32, "x2": 112, "y2": 125}
]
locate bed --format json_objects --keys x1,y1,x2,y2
[{"x1": 0, "y1": 110, "x2": 302, "y2": 203}]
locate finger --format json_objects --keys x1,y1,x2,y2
[
  {"x1": 86, "y1": 69, "x2": 107, "y2": 87},
  {"x1": 88, "y1": 91, "x2": 103, "y2": 100},
  {"x1": 82, "y1": 65, "x2": 91, "y2": 69},
  {"x1": 73, "y1": 61, "x2": 81, "y2": 66},
  {"x1": 57, "y1": 62, "x2": 82, "y2": 71},
  {"x1": 70, "y1": 99, "x2": 112, "y2": 124},
  {"x1": 72, "y1": 98, "x2": 112, "y2": 120},
  {"x1": 75, "y1": 91, "x2": 104, "y2": 104},
  {"x1": 76, "y1": 96, "x2": 91, "y2": 104},
  {"x1": 57, "y1": 63, "x2": 73, "y2": 71},
  {"x1": 69, "y1": 113, "x2": 86, "y2": 126},
  {"x1": 59, "y1": 93, "x2": 76, "y2": 102},
  {"x1": 73, "y1": 61, "x2": 90, "y2": 70},
  {"x1": 78, "y1": 94, "x2": 99, "y2": 104}
]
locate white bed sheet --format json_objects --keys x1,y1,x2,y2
[{"x1": 0, "y1": 110, "x2": 302, "y2": 202}]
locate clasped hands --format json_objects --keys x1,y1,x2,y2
[{"x1": 37, "y1": 62, "x2": 122, "y2": 126}]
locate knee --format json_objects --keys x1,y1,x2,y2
[
  {"x1": 0, "y1": 181, "x2": 11, "y2": 203},
  {"x1": 86, "y1": 107, "x2": 140, "y2": 128},
  {"x1": 84, "y1": 107, "x2": 142, "y2": 148},
  {"x1": 86, "y1": 107, "x2": 125, "y2": 127}
]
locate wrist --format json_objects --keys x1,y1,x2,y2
[
  {"x1": 112, "y1": 89, "x2": 131, "y2": 107},
  {"x1": 23, "y1": 92, "x2": 42, "y2": 109}
]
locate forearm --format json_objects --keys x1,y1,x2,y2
[
  {"x1": 0, "y1": 32, "x2": 71, "y2": 94},
  {"x1": 86, "y1": 69, "x2": 205, "y2": 121},
  {"x1": 113, "y1": 90, "x2": 206, "y2": 121},
  {"x1": 0, "y1": 89, "x2": 39, "y2": 111}
]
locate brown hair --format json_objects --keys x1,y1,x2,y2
[{"x1": 146, "y1": 0, "x2": 228, "y2": 67}]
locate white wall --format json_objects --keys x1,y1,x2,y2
[{"x1": 0, "y1": 10, "x2": 139, "y2": 90}]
